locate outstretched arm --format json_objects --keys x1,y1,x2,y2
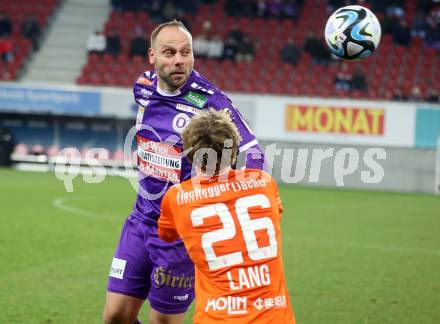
[{"x1": 158, "y1": 192, "x2": 179, "y2": 243}]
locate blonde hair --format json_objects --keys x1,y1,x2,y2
[
  {"x1": 182, "y1": 109, "x2": 240, "y2": 173},
  {"x1": 150, "y1": 19, "x2": 190, "y2": 48}
]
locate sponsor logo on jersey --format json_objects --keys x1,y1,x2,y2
[
  {"x1": 172, "y1": 113, "x2": 191, "y2": 133},
  {"x1": 153, "y1": 266, "x2": 194, "y2": 288},
  {"x1": 137, "y1": 136, "x2": 182, "y2": 183},
  {"x1": 173, "y1": 294, "x2": 189, "y2": 301},
  {"x1": 184, "y1": 91, "x2": 207, "y2": 108},
  {"x1": 137, "y1": 77, "x2": 153, "y2": 86},
  {"x1": 253, "y1": 295, "x2": 287, "y2": 311},
  {"x1": 140, "y1": 88, "x2": 153, "y2": 97},
  {"x1": 138, "y1": 99, "x2": 149, "y2": 106},
  {"x1": 253, "y1": 298, "x2": 264, "y2": 311},
  {"x1": 176, "y1": 103, "x2": 201, "y2": 115},
  {"x1": 205, "y1": 296, "x2": 248, "y2": 315},
  {"x1": 109, "y1": 258, "x2": 127, "y2": 279}
]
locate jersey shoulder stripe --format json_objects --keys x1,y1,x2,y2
[
  {"x1": 135, "y1": 71, "x2": 156, "y2": 87},
  {"x1": 191, "y1": 70, "x2": 219, "y2": 95}
]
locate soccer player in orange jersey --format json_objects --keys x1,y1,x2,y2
[{"x1": 158, "y1": 110, "x2": 296, "y2": 324}]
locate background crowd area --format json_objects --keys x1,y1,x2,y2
[{"x1": 1, "y1": 0, "x2": 440, "y2": 102}]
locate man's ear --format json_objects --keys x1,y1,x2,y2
[{"x1": 148, "y1": 47, "x2": 154, "y2": 65}]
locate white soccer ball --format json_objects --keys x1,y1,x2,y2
[{"x1": 324, "y1": 5, "x2": 381, "y2": 60}]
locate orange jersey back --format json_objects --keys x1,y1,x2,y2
[{"x1": 159, "y1": 169, "x2": 295, "y2": 324}]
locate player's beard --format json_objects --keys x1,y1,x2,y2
[{"x1": 159, "y1": 68, "x2": 191, "y2": 91}]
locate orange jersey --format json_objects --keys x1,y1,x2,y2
[{"x1": 159, "y1": 169, "x2": 295, "y2": 324}]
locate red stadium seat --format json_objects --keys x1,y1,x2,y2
[
  {"x1": 14, "y1": 143, "x2": 29, "y2": 155},
  {"x1": 113, "y1": 150, "x2": 124, "y2": 161},
  {"x1": 76, "y1": 75, "x2": 87, "y2": 85},
  {"x1": 88, "y1": 53, "x2": 100, "y2": 65}
]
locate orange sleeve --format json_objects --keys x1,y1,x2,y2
[
  {"x1": 158, "y1": 190, "x2": 179, "y2": 243},
  {"x1": 270, "y1": 176, "x2": 283, "y2": 216}
]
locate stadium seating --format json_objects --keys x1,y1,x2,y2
[
  {"x1": 0, "y1": 0, "x2": 59, "y2": 81},
  {"x1": 76, "y1": 0, "x2": 439, "y2": 101}
]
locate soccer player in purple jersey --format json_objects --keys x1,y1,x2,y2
[{"x1": 103, "y1": 20, "x2": 265, "y2": 324}]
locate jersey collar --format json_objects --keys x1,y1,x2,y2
[
  {"x1": 155, "y1": 70, "x2": 195, "y2": 97},
  {"x1": 156, "y1": 85, "x2": 181, "y2": 97}
]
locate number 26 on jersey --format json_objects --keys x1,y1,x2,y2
[{"x1": 191, "y1": 193, "x2": 278, "y2": 271}]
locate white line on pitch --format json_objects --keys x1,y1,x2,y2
[{"x1": 52, "y1": 197, "x2": 118, "y2": 220}]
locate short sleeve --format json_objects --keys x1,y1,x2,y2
[
  {"x1": 270, "y1": 176, "x2": 283, "y2": 216},
  {"x1": 158, "y1": 189, "x2": 180, "y2": 242}
]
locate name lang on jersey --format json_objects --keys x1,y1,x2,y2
[
  {"x1": 227, "y1": 265, "x2": 271, "y2": 291},
  {"x1": 176, "y1": 178, "x2": 268, "y2": 205},
  {"x1": 184, "y1": 91, "x2": 207, "y2": 108},
  {"x1": 136, "y1": 136, "x2": 182, "y2": 183}
]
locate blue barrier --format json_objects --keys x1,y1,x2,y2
[
  {"x1": 0, "y1": 84, "x2": 101, "y2": 115},
  {"x1": 415, "y1": 107, "x2": 440, "y2": 148}
]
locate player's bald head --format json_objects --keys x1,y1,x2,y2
[{"x1": 150, "y1": 19, "x2": 192, "y2": 49}]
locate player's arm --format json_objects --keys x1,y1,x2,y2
[
  {"x1": 270, "y1": 175, "x2": 283, "y2": 216},
  {"x1": 158, "y1": 190, "x2": 180, "y2": 243},
  {"x1": 208, "y1": 94, "x2": 265, "y2": 170}
]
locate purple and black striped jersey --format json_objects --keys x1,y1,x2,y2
[{"x1": 131, "y1": 69, "x2": 264, "y2": 222}]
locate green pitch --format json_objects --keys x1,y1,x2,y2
[{"x1": 0, "y1": 168, "x2": 439, "y2": 324}]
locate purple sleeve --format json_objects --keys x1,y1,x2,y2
[
  {"x1": 133, "y1": 83, "x2": 142, "y2": 104},
  {"x1": 243, "y1": 143, "x2": 266, "y2": 170},
  {"x1": 207, "y1": 93, "x2": 265, "y2": 170}
]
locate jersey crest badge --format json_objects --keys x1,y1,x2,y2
[{"x1": 172, "y1": 113, "x2": 191, "y2": 133}]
